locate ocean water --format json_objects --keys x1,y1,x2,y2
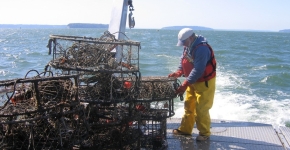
[{"x1": 1, "y1": 28, "x2": 290, "y2": 127}]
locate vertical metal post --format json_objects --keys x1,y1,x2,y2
[
  {"x1": 108, "y1": 0, "x2": 128, "y2": 40},
  {"x1": 108, "y1": 0, "x2": 129, "y2": 63}
]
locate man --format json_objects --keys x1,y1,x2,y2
[{"x1": 168, "y1": 28, "x2": 216, "y2": 141}]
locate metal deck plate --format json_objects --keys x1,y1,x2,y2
[
  {"x1": 280, "y1": 126, "x2": 290, "y2": 150},
  {"x1": 166, "y1": 118, "x2": 285, "y2": 150}
]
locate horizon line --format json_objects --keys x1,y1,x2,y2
[{"x1": 0, "y1": 23, "x2": 288, "y2": 32}]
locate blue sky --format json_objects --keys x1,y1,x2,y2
[{"x1": 1, "y1": 0, "x2": 290, "y2": 31}]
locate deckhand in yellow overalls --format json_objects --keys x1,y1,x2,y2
[{"x1": 168, "y1": 28, "x2": 216, "y2": 141}]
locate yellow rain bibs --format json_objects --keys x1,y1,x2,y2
[{"x1": 178, "y1": 77, "x2": 216, "y2": 136}]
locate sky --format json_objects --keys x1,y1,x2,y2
[{"x1": 1, "y1": 0, "x2": 290, "y2": 31}]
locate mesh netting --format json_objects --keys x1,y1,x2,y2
[
  {"x1": 46, "y1": 31, "x2": 140, "y2": 73},
  {"x1": 137, "y1": 76, "x2": 177, "y2": 100}
]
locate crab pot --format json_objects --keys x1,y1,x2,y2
[
  {"x1": 46, "y1": 32, "x2": 141, "y2": 74},
  {"x1": 81, "y1": 101, "x2": 140, "y2": 125},
  {"x1": 78, "y1": 115, "x2": 141, "y2": 149},
  {"x1": 0, "y1": 74, "x2": 79, "y2": 111},
  {"x1": 139, "y1": 118, "x2": 168, "y2": 150},
  {"x1": 137, "y1": 76, "x2": 177, "y2": 101},
  {"x1": 0, "y1": 104, "x2": 86, "y2": 149},
  {"x1": 0, "y1": 74, "x2": 81, "y2": 149},
  {"x1": 78, "y1": 71, "x2": 140, "y2": 103},
  {"x1": 134, "y1": 98, "x2": 175, "y2": 119}
]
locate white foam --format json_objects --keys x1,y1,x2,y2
[
  {"x1": 252, "y1": 65, "x2": 267, "y2": 70},
  {"x1": 173, "y1": 68, "x2": 290, "y2": 127}
]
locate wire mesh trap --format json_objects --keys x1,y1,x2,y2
[
  {"x1": 134, "y1": 76, "x2": 178, "y2": 119},
  {"x1": 137, "y1": 76, "x2": 177, "y2": 101},
  {"x1": 0, "y1": 105, "x2": 86, "y2": 150},
  {"x1": 82, "y1": 101, "x2": 138, "y2": 126},
  {"x1": 78, "y1": 71, "x2": 140, "y2": 104},
  {"x1": 0, "y1": 71, "x2": 80, "y2": 149},
  {"x1": 139, "y1": 118, "x2": 168, "y2": 150},
  {"x1": 46, "y1": 31, "x2": 141, "y2": 73},
  {"x1": 0, "y1": 72, "x2": 78, "y2": 111},
  {"x1": 78, "y1": 113, "x2": 141, "y2": 150},
  {"x1": 135, "y1": 99, "x2": 175, "y2": 120}
]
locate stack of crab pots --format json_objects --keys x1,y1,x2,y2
[
  {"x1": 46, "y1": 32, "x2": 142, "y2": 149},
  {"x1": 136, "y1": 76, "x2": 177, "y2": 149},
  {"x1": 0, "y1": 31, "x2": 178, "y2": 149}
]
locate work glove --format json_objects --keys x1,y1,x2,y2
[
  {"x1": 168, "y1": 70, "x2": 183, "y2": 78},
  {"x1": 175, "y1": 80, "x2": 191, "y2": 95}
]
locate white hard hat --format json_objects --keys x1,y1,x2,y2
[{"x1": 176, "y1": 28, "x2": 195, "y2": 46}]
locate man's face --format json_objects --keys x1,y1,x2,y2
[{"x1": 182, "y1": 37, "x2": 191, "y2": 47}]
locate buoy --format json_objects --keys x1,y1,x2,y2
[{"x1": 123, "y1": 81, "x2": 132, "y2": 89}]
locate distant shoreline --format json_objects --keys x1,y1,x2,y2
[
  {"x1": 279, "y1": 29, "x2": 290, "y2": 32},
  {"x1": 0, "y1": 23, "x2": 109, "y2": 29},
  {"x1": 161, "y1": 26, "x2": 213, "y2": 30},
  {"x1": 67, "y1": 23, "x2": 108, "y2": 28},
  {"x1": 0, "y1": 24, "x2": 67, "y2": 29},
  {"x1": 0, "y1": 24, "x2": 289, "y2": 32}
]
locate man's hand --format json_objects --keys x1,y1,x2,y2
[
  {"x1": 175, "y1": 80, "x2": 191, "y2": 95},
  {"x1": 168, "y1": 70, "x2": 183, "y2": 78}
]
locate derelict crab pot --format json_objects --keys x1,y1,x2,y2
[
  {"x1": 0, "y1": 73, "x2": 81, "y2": 149},
  {"x1": 46, "y1": 32, "x2": 141, "y2": 75}
]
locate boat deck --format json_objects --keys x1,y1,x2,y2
[{"x1": 166, "y1": 118, "x2": 290, "y2": 150}]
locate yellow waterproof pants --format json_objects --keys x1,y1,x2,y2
[{"x1": 178, "y1": 77, "x2": 216, "y2": 136}]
